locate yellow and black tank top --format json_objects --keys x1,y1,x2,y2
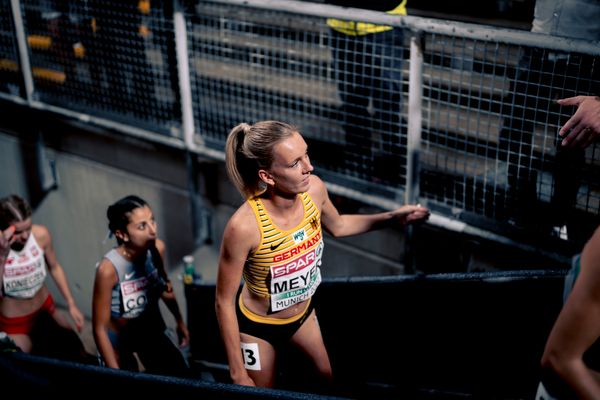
[
  {"x1": 326, "y1": 0, "x2": 407, "y2": 36},
  {"x1": 245, "y1": 192, "x2": 324, "y2": 312}
]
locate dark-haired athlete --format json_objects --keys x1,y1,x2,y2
[{"x1": 92, "y1": 195, "x2": 190, "y2": 377}]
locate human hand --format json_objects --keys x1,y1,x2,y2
[
  {"x1": 0, "y1": 225, "x2": 16, "y2": 262},
  {"x1": 391, "y1": 204, "x2": 430, "y2": 226},
  {"x1": 557, "y1": 95, "x2": 600, "y2": 149},
  {"x1": 69, "y1": 305, "x2": 85, "y2": 332},
  {"x1": 233, "y1": 374, "x2": 256, "y2": 387},
  {"x1": 163, "y1": 279, "x2": 173, "y2": 293},
  {"x1": 177, "y1": 321, "x2": 190, "y2": 348}
]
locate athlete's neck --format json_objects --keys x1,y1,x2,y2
[
  {"x1": 266, "y1": 191, "x2": 299, "y2": 211},
  {"x1": 119, "y1": 244, "x2": 144, "y2": 262}
]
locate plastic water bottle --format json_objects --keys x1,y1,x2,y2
[{"x1": 183, "y1": 255, "x2": 195, "y2": 285}]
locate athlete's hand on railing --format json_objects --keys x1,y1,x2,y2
[
  {"x1": 558, "y1": 95, "x2": 600, "y2": 149},
  {"x1": 391, "y1": 205, "x2": 430, "y2": 226}
]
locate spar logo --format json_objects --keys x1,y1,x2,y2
[
  {"x1": 121, "y1": 277, "x2": 149, "y2": 313},
  {"x1": 272, "y1": 248, "x2": 316, "y2": 278},
  {"x1": 270, "y1": 241, "x2": 323, "y2": 311}
]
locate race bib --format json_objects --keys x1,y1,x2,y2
[
  {"x1": 269, "y1": 241, "x2": 323, "y2": 312},
  {"x1": 3, "y1": 258, "x2": 47, "y2": 299},
  {"x1": 120, "y1": 276, "x2": 150, "y2": 317}
]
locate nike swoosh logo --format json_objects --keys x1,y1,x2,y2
[
  {"x1": 124, "y1": 272, "x2": 136, "y2": 280},
  {"x1": 270, "y1": 239, "x2": 286, "y2": 251}
]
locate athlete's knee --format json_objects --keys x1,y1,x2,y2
[
  {"x1": 315, "y1": 356, "x2": 333, "y2": 380},
  {"x1": 10, "y1": 333, "x2": 32, "y2": 353}
]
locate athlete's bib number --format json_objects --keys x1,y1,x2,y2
[{"x1": 240, "y1": 342, "x2": 261, "y2": 371}]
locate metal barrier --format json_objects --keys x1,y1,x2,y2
[
  {"x1": 0, "y1": 351, "x2": 343, "y2": 399},
  {"x1": 186, "y1": 270, "x2": 567, "y2": 398},
  {"x1": 1, "y1": 0, "x2": 598, "y2": 255}
]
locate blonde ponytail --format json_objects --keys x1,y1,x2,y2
[{"x1": 224, "y1": 121, "x2": 297, "y2": 199}]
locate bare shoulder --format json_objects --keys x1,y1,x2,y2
[
  {"x1": 94, "y1": 258, "x2": 118, "y2": 297},
  {"x1": 31, "y1": 224, "x2": 51, "y2": 247},
  {"x1": 95, "y1": 257, "x2": 118, "y2": 283},
  {"x1": 223, "y1": 201, "x2": 260, "y2": 247},
  {"x1": 307, "y1": 174, "x2": 328, "y2": 205}
]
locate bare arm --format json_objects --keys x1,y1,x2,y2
[
  {"x1": 215, "y1": 206, "x2": 258, "y2": 386},
  {"x1": 541, "y1": 226, "x2": 600, "y2": 400},
  {"x1": 35, "y1": 225, "x2": 84, "y2": 330},
  {"x1": 0, "y1": 225, "x2": 16, "y2": 288},
  {"x1": 155, "y1": 239, "x2": 189, "y2": 347},
  {"x1": 558, "y1": 95, "x2": 600, "y2": 149},
  {"x1": 310, "y1": 176, "x2": 430, "y2": 237},
  {"x1": 92, "y1": 259, "x2": 120, "y2": 369}
]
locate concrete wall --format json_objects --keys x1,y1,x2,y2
[{"x1": 0, "y1": 129, "x2": 196, "y2": 319}]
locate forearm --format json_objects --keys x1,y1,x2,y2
[
  {"x1": 0, "y1": 253, "x2": 6, "y2": 273},
  {"x1": 0, "y1": 260, "x2": 5, "y2": 288},
  {"x1": 0, "y1": 249, "x2": 9, "y2": 289},
  {"x1": 583, "y1": 370, "x2": 600, "y2": 400},
  {"x1": 94, "y1": 327, "x2": 119, "y2": 368},
  {"x1": 163, "y1": 296, "x2": 184, "y2": 324},
  {"x1": 330, "y1": 212, "x2": 393, "y2": 237},
  {"x1": 215, "y1": 301, "x2": 248, "y2": 381},
  {"x1": 563, "y1": 365, "x2": 600, "y2": 400},
  {"x1": 0, "y1": 226, "x2": 14, "y2": 283},
  {"x1": 49, "y1": 266, "x2": 77, "y2": 306}
]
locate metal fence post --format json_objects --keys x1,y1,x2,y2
[
  {"x1": 9, "y1": 0, "x2": 34, "y2": 103},
  {"x1": 173, "y1": 0, "x2": 197, "y2": 149},
  {"x1": 403, "y1": 31, "x2": 424, "y2": 274},
  {"x1": 405, "y1": 31, "x2": 423, "y2": 206}
]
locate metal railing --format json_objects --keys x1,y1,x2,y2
[{"x1": 1, "y1": 0, "x2": 598, "y2": 256}]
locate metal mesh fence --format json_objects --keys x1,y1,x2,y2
[
  {"x1": 1, "y1": 0, "x2": 599, "y2": 249},
  {"x1": 189, "y1": 3, "x2": 344, "y2": 157},
  {"x1": 188, "y1": 1, "x2": 410, "y2": 199},
  {"x1": 419, "y1": 32, "x2": 600, "y2": 242},
  {"x1": 8, "y1": 0, "x2": 182, "y2": 135},
  {"x1": 0, "y1": 0, "x2": 21, "y2": 96}
]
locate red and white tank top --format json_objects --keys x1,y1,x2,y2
[{"x1": 3, "y1": 234, "x2": 47, "y2": 299}]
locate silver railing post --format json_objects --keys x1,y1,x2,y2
[
  {"x1": 405, "y1": 31, "x2": 423, "y2": 205},
  {"x1": 174, "y1": 0, "x2": 197, "y2": 148},
  {"x1": 9, "y1": 0, "x2": 34, "y2": 103}
]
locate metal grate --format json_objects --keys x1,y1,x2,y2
[
  {"x1": 0, "y1": 0, "x2": 22, "y2": 96},
  {"x1": 2, "y1": 0, "x2": 599, "y2": 249},
  {"x1": 14, "y1": 0, "x2": 182, "y2": 135}
]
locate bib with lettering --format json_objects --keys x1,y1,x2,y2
[
  {"x1": 3, "y1": 234, "x2": 47, "y2": 299},
  {"x1": 103, "y1": 248, "x2": 162, "y2": 319}
]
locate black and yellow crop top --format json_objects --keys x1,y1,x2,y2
[{"x1": 245, "y1": 192, "x2": 324, "y2": 312}]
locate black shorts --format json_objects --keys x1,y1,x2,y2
[{"x1": 236, "y1": 290, "x2": 315, "y2": 348}]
